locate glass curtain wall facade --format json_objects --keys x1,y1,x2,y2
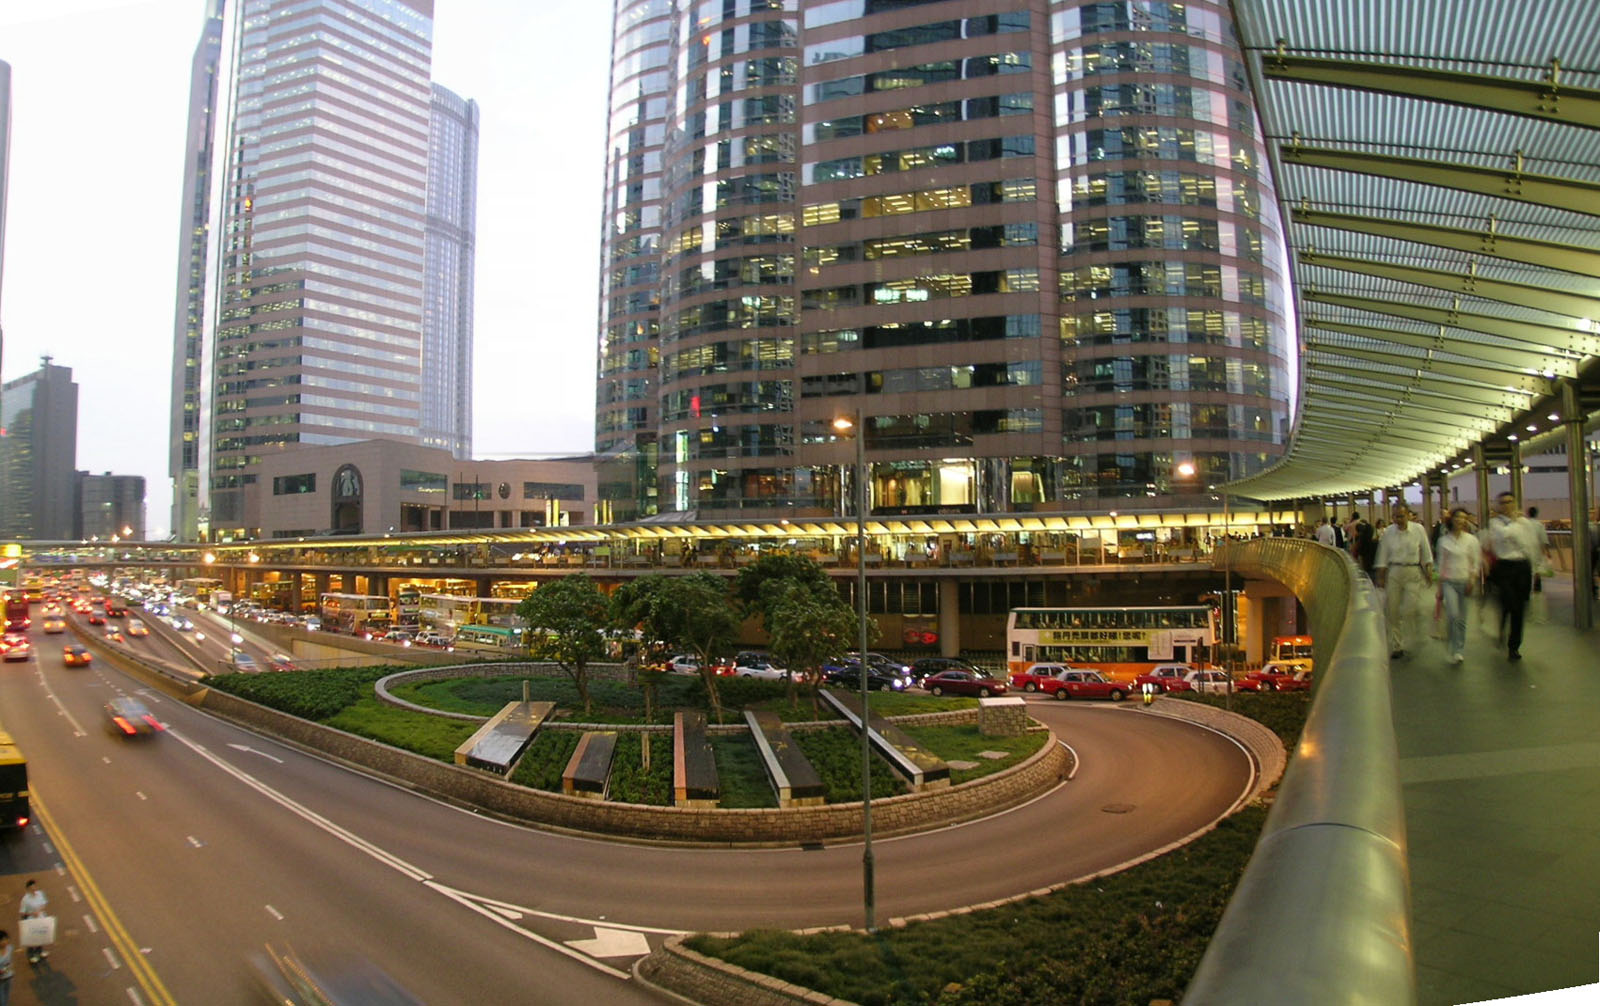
[
  {"x1": 421, "y1": 84, "x2": 479, "y2": 460},
  {"x1": 599, "y1": 0, "x2": 1288, "y2": 520},
  {"x1": 201, "y1": 0, "x2": 435, "y2": 536},
  {"x1": 168, "y1": 3, "x2": 226, "y2": 543},
  {"x1": 0, "y1": 362, "x2": 79, "y2": 540},
  {"x1": 595, "y1": 0, "x2": 674, "y2": 521}
]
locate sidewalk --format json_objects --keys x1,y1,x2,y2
[{"x1": 1391, "y1": 576, "x2": 1600, "y2": 1004}]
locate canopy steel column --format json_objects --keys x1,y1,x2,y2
[
  {"x1": 1510, "y1": 442, "x2": 1525, "y2": 507},
  {"x1": 1563, "y1": 382, "x2": 1593, "y2": 629},
  {"x1": 1473, "y1": 446, "x2": 1491, "y2": 528}
]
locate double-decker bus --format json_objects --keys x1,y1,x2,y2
[
  {"x1": 1270, "y1": 635, "x2": 1314, "y2": 673},
  {"x1": 395, "y1": 586, "x2": 422, "y2": 627},
  {"x1": 0, "y1": 728, "x2": 30, "y2": 830},
  {"x1": 176, "y1": 577, "x2": 224, "y2": 606},
  {"x1": 4, "y1": 590, "x2": 29, "y2": 631},
  {"x1": 1006, "y1": 605, "x2": 1216, "y2": 682},
  {"x1": 318, "y1": 593, "x2": 394, "y2": 636}
]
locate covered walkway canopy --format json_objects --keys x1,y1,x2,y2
[{"x1": 1226, "y1": 0, "x2": 1600, "y2": 503}]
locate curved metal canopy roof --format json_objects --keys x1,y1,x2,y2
[{"x1": 1226, "y1": 0, "x2": 1600, "y2": 500}]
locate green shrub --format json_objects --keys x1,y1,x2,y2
[
  {"x1": 206, "y1": 665, "x2": 396, "y2": 720},
  {"x1": 793, "y1": 727, "x2": 907, "y2": 802},
  {"x1": 608, "y1": 732, "x2": 673, "y2": 805},
  {"x1": 511, "y1": 730, "x2": 581, "y2": 791},
  {"x1": 324, "y1": 696, "x2": 478, "y2": 762},
  {"x1": 711, "y1": 732, "x2": 779, "y2": 809}
]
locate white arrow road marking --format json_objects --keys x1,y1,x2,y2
[
  {"x1": 226, "y1": 743, "x2": 284, "y2": 764},
  {"x1": 425, "y1": 882, "x2": 632, "y2": 980},
  {"x1": 565, "y1": 927, "x2": 652, "y2": 959}
]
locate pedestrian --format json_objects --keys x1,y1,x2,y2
[
  {"x1": 1435, "y1": 508, "x2": 1482, "y2": 664},
  {"x1": 1527, "y1": 506, "x2": 1551, "y2": 593},
  {"x1": 1353, "y1": 517, "x2": 1378, "y2": 577},
  {"x1": 17, "y1": 880, "x2": 46, "y2": 965},
  {"x1": 1375, "y1": 506, "x2": 1434, "y2": 659},
  {"x1": 1486, "y1": 491, "x2": 1541, "y2": 661},
  {"x1": 1314, "y1": 517, "x2": 1337, "y2": 547},
  {"x1": 0, "y1": 929, "x2": 12, "y2": 1006},
  {"x1": 1589, "y1": 508, "x2": 1599, "y2": 600}
]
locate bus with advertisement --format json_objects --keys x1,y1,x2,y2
[
  {"x1": 318, "y1": 593, "x2": 394, "y2": 636},
  {"x1": 1005, "y1": 605, "x2": 1217, "y2": 682},
  {"x1": 1270, "y1": 635, "x2": 1314, "y2": 673},
  {"x1": 0, "y1": 727, "x2": 29, "y2": 831}
]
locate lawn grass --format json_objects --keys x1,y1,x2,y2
[
  {"x1": 710, "y1": 732, "x2": 779, "y2": 809},
  {"x1": 896, "y1": 724, "x2": 1049, "y2": 784},
  {"x1": 323, "y1": 695, "x2": 480, "y2": 762}
]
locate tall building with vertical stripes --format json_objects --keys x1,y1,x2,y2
[
  {"x1": 595, "y1": 0, "x2": 1291, "y2": 521},
  {"x1": 420, "y1": 83, "x2": 479, "y2": 461},
  {"x1": 179, "y1": 0, "x2": 478, "y2": 540}
]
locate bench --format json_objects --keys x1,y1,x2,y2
[
  {"x1": 673, "y1": 712, "x2": 720, "y2": 807},
  {"x1": 562, "y1": 731, "x2": 618, "y2": 799},
  {"x1": 744, "y1": 710, "x2": 825, "y2": 807},
  {"x1": 454, "y1": 699, "x2": 555, "y2": 774},
  {"x1": 820, "y1": 691, "x2": 950, "y2": 791}
]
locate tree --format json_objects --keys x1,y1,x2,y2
[
  {"x1": 515, "y1": 575, "x2": 610, "y2": 716},
  {"x1": 733, "y1": 552, "x2": 836, "y2": 633},
  {"x1": 766, "y1": 583, "x2": 859, "y2": 716},
  {"x1": 612, "y1": 572, "x2": 741, "y2": 723}
]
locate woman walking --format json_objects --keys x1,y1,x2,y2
[{"x1": 1435, "y1": 508, "x2": 1482, "y2": 663}]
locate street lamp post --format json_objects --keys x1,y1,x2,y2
[{"x1": 833, "y1": 410, "x2": 874, "y2": 932}]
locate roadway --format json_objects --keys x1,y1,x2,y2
[{"x1": 0, "y1": 610, "x2": 1255, "y2": 1003}]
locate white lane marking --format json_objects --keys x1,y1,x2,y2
[
  {"x1": 460, "y1": 892, "x2": 682, "y2": 936},
  {"x1": 425, "y1": 882, "x2": 632, "y2": 979},
  {"x1": 102, "y1": 757, "x2": 111, "y2": 764},
  {"x1": 34, "y1": 669, "x2": 88, "y2": 736},
  {"x1": 103, "y1": 946, "x2": 122, "y2": 969},
  {"x1": 566, "y1": 927, "x2": 651, "y2": 959},
  {"x1": 125, "y1": 987, "x2": 144, "y2": 1004},
  {"x1": 265, "y1": 905, "x2": 283, "y2": 921},
  {"x1": 227, "y1": 743, "x2": 284, "y2": 764},
  {"x1": 186, "y1": 836, "x2": 204, "y2": 848},
  {"x1": 42, "y1": 841, "x2": 55, "y2": 854},
  {"x1": 136, "y1": 792, "x2": 147, "y2": 801},
  {"x1": 67, "y1": 885, "x2": 81, "y2": 903},
  {"x1": 84, "y1": 913, "x2": 100, "y2": 933},
  {"x1": 170, "y1": 731, "x2": 432, "y2": 882}
]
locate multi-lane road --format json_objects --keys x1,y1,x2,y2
[{"x1": 0, "y1": 602, "x2": 1255, "y2": 1003}]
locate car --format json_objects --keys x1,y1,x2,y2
[
  {"x1": 848, "y1": 651, "x2": 909, "y2": 677},
  {"x1": 126, "y1": 619, "x2": 150, "y2": 637},
  {"x1": 413, "y1": 630, "x2": 447, "y2": 646},
  {"x1": 1038, "y1": 668, "x2": 1128, "y2": 701},
  {"x1": 1009, "y1": 662, "x2": 1093, "y2": 692},
  {"x1": 921, "y1": 668, "x2": 1008, "y2": 697},
  {"x1": 1133, "y1": 663, "x2": 1199, "y2": 694},
  {"x1": 3, "y1": 617, "x2": 28, "y2": 633},
  {"x1": 1181, "y1": 668, "x2": 1234, "y2": 695},
  {"x1": 1275, "y1": 670, "x2": 1315, "y2": 693},
  {"x1": 302, "y1": 616, "x2": 323, "y2": 631},
  {"x1": 62, "y1": 644, "x2": 93, "y2": 667},
  {"x1": 103, "y1": 628, "x2": 126, "y2": 643},
  {"x1": 907, "y1": 656, "x2": 987, "y2": 685},
  {"x1": 105, "y1": 697, "x2": 164, "y2": 737},
  {"x1": 822, "y1": 661, "x2": 908, "y2": 690},
  {"x1": 86, "y1": 611, "x2": 106, "y2": 625},
  {"x1": 381, "y1": 630, "x2": 414, "y2": 646},
  {"x1": 230, "y1": 651, "x2": 259, "y2": 672},
  {"x1": 733, "y1": 653, "x2": 792, "y2": 680},
  {"x1": 267, "y1": 653, "x2": 298, "y2": 671},
  {"x1": 2, "y1": 634, "x2": 31, "y2": 662},
  {"x1": 1238, "y1": 661, "x2": 1304, "y2": 692},
  {"x1": 40, "y1": 616, "x2": 67, "y2": 634}
]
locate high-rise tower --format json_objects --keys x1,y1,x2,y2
[
  {"x1": 1, "y1": 59, "x2": 13, "y2": 382},
  {"x1": 196, "y1": 0, "x2": 437, "y2": 538},
  {"x1": 0, "y1": 359, "x2": 79, "y2": 540},
  {"x1": 167, "y1": 2, "x2": 225, "y2": 543},
  {"x1": 421, "y1": 83, "x2": 478, "y2": 460},
  {"x1": 596, "y1": 0, "x2": 1290, "y2": 520}
]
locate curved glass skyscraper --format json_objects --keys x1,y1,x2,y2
[{"x1": 597, "y1": 0, "x2": 1290, "y2": 520}]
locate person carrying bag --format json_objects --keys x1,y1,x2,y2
[{"x1": 17, "y1": 880, "x2": 51, "y2": 966}]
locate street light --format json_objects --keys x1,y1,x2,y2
[{"x1": 832, "y1": 410, "x2": 874, "y2": 932}]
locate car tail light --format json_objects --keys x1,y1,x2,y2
[
  {"x1": 112, "y1": 717, "x2": 137, "y2": 735},
  {"x1": 143, "y1": 716, "x2": 165, "y2": 732}
]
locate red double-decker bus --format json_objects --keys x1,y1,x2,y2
[{"x1": 3, "y1": 591, "x2": 29, "y2": 632}]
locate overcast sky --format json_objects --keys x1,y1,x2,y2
[{"x1": 0, "y1": 0, "x2": 614, "y2": 538}]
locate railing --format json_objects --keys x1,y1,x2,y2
[{"x1": 1185, "y1": 538, "x2": 1413, "y2": 1006}]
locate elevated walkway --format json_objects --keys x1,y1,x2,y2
[{"x1": 1393, "y1": 577, "x2": 1600, "y2": 1005}]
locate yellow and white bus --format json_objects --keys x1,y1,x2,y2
[
  {"x1": 1006, "y1": 605, "x2": 1217, "y2": 681},
  {"x1": 318, "y1": 593, "x2": 394, "y2": 636}
]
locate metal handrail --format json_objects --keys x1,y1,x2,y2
[{"x1": 1184, "y1": 538, "x2": 1414, "y2": 1005}]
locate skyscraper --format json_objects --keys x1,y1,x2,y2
[
  {"x1": 421, "y1": 83, "x2": 479, "y2": 460},
  {"x1": 1, "y1": 59, "x2": 13, "y2": 382},
  {"x1": 0, "y1": 359, "x2": 79, "y2": 540},
  {"x1": 595, "y1": 0, "x2": 1290, "y2": 521},
  {"x1": 191, "y1": 0, "x2": 441, "y2": 539},
  {"x1": 167, "y1": 3, "x2": 225, "y2": 543},
  {"x1": 77, "y1": 473, "x2": 147, "y2": 542}
]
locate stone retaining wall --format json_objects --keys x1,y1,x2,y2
[{"x1": 635, "y1": 935, "x2": 860, "y2": 1006}]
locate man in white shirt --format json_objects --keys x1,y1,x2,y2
[
  {"x1": 1487, "y1": 491, "x2": 1541, "y2": 660},
  {"x1": 1314, "y1": 518, "x2": 1337, "y2": 547},
  {"x1": 1375, "y1": 505, "x2": 1434, "y2": 659}
]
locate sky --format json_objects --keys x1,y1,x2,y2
[{"x1": 0, "y1": 0, "x2": 615, "y2": 538}]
